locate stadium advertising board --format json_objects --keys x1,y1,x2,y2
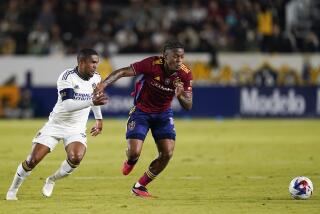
[
  {"x1": 30, "y1": 86, "x2": 320, "y2": 118},
  {"x1": 240, "y1": 87, "x2": 309, "y2": 116}
]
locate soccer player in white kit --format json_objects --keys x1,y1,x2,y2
[{"x1": 6, "y1": 49, "x2": 108, "y2": 200}]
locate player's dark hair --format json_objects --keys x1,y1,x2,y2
[
  {"x1": 162, "y1": 40, "x2": 184, "y2": 53},
  {"x1": 77, "y1": 49, "x2": 98, "y2": 62}
]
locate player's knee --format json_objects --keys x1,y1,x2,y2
[
  {"x1": 26, "y1": 158, "x2": 40, "y2": 169},
  {"x1": 160, "y1": 150, "x2": 174, "y2": 161},
  {"x1": 67, "y1": 153, "x2": 84, "y2": 165}
]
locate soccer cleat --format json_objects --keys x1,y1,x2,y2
[
  {"x1": 122, "y1": 160, "x2": 135, "y2": 175},
  {"x1": 42, "y1": 178, "x2": 55, "y2": 197},
  {"x1": 131, "y1": 184, "x2": 152, "y2": 198},
  {"x1": 6, "y1": 189, "x2": 18, "y2": 200}
]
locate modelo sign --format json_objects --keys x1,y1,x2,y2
[{"x1": 240, "y1": 88, "x2": 306, "y2": 116}]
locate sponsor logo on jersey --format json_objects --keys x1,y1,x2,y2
[
  {"x1": 150, "y1": 80, "x2": 174, "y2": 92},
  {"x1": 74, "y1": 92, "x2": 92, "y2": 101}
]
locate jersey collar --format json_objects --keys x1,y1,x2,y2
[{"x1": 75, "y1": 67, "x2": 90, "y2": 81}]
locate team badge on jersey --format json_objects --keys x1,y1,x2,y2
[
  {"x1": 74, "y1": 85, "x2": 80, "y2": 89},
  {"x1": 80, "y1": 133, "x2": 86, "y2": 138},
  {"x1": 164, "y1": 78, "x2": 170, "y2": 85},
  {"x1": 173, "y1": 78, "x2": 182, "y2": 86},
  {"x1": 127, "y1": 120, "x2": 136, "y2": 131},
  {"x1": 92, "y1": 83, "x2": 96, "y2": 89}
]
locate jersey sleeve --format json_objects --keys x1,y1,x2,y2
[
  {"x1": 57, "y1": 75, "x2": 74, "y2": 101},
  {"x1": 182, "y1": 70, "x2": 193, "y2": 93},
  {"x1": 130, "y1": 57, "x2": 154, "y2": 75}
]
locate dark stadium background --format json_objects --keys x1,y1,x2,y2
[{"x1": 0, "y1": 0, "x2": 320, "y2": 118}]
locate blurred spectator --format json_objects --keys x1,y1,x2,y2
[
  {"x1": 257, "y1": 3, "x2": 274, "y2": 52},
  {"x1": 302, "y1": 57, "x2": 312, "y2": 85},
  {"x1": 48, "y1": 24, "x2": 64, "y2": 55},
  {"x1": 303, "y1": 31, "x2": 319, "y2": 52},
  {"x1": 17, "y1": 88, "x2": 34, "y2": 118},
  {"x1": 27, "y1": 22, "x2": 50, "y2": 54},
  {"x1": 235, "y1": 65, "x2": 254, "y2": 86},
  {"x1": 0, "y1": 0, "x2": 319, "y2": 54},
  {"x1": 0, "y1": 35, "x2": 16, "y2": 54},
  {"x1": 310, "y1": 67, "x2": 320, "y2": 85},
  {"x1": 277, "y1": 65, "x2": 302, "y2": 86},
  {"x1": 252, "y1": 63, "x2": 278, "y2": 87}
]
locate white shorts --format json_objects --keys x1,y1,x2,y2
[{"x1": 32, "y1": 122, "x2": 87, "y2": 152}]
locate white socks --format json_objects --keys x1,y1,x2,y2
[
  {"x1": 48, "y1": 160, "x2": 77, "y2": 182},
  {"x1": 7, "y1": 160, "x2": 77, "y2": 200},
  {"x1": 8, "y1": 163, "x2": 31, "y2": 191}
]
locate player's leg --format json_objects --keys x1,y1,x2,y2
[
  {"x1": 42, "y1": 140, "x2": 86, "y2": 197},
  {"x1": 132, "y1": 139, "x2": 175, "y2": 197},
  {"x1": 6, "y1": 143, "x2": 50, "y2": 200},
  {"x1": 122, "y1": 107, "x2": 149, "y2": 175},
  {"x1": 132, "y1": 110, "x2": 176, "y2": 197},
  {"x1": 122, "y1": 139, "x2": 143, "y2": 175}
]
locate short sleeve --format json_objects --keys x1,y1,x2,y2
[
  {"x1": 57, "y1": 75, "x2": 74, "y2": 101},
  {"x1": 57, "y1": 75, "x2": 73, "y2": 91},
  {"x1": 182, "y1": 71, "x2": 193, "y2": 93},
  {"x1": 130, "y1": 57, "x2": 154, "y2": 75}
]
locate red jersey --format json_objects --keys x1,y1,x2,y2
[{"x1": 131, "y1": 56, "x2": 193, "y2": 113}]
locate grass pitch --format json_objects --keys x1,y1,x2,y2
[{"x1": 0, "y1": 119, "x2": 319, "y2": 214}]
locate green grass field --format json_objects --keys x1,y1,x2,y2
[{"x1": 0, "y1": 119, "x2": 319, "y2": 214}]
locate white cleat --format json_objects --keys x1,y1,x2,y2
[
  {"x1": 6, "y1": 190, "x2": 18, "y2": 200},
  {"x1": 42, "y1": 178, "x2": 55, "y2": 197}
]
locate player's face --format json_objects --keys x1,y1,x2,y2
[
  {"x1": 164, "y1": 48, "x2": 184, "y2": 71},
  {"x1": 80, "y1": 55, "x2": 99, "y2": 78}
]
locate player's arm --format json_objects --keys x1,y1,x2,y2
[
  {"x1": 90, "y1": 106, "x2": 103, "y2": 136},
  {"x1": 58, "y1": 76, "x2": 107, "y2": 112},
  {"x1": 61, "y1": 91, "x2": 107, "y2": 112},
  {"x1": 95, "y1": 67, "x2": 135, "y2": 94},
  {"x1": 175, "y1": 83, "x2": 193, "y2": 111}
]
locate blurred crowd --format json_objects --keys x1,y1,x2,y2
[
  {"x1": 191, "y1": 58, "x2": 320, "y2": 87},
  {"x1": 1, "y1": 0, "x2": 320, "y2": 55}
]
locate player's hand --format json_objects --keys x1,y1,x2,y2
[
  {"x1": 90, "y1": 119, "x2": 102, "y2": 136},
  {"x1": 175, "y1": 82, "x2": 184, "y2": 98},
  {"x1": 94, "y1": 82, "x2": 106, "y2": 95},
  {"x1": 92, "y1": 92, "x2": 108, "y2": 105}
]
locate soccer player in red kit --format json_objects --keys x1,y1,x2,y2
[{"x1": 95, "y1": 41, "x2": 193, "y2": 197}]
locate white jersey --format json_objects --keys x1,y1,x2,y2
[{"x1": 47, "y1": 67, "x2": 101, "y2": 133}]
